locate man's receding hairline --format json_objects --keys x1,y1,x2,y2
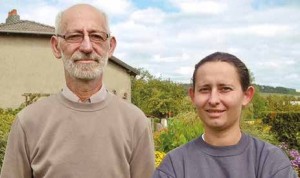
[{"x1": 55, "y1": 4, "x2": 110, "y2": 34}]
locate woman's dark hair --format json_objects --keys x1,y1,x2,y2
[{"x1": 192, "y1": 52, "x2": 251, "y2": 91}]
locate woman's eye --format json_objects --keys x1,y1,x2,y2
[
  {"x1": 221, "y1": 87, "x2": 232, "y2": 92},
  {"x1": 198, "y1": 88, "x2": 210, "y2": 93}
]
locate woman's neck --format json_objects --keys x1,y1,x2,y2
[{"x1": 203, "y1": 127, "x2": 242, "y2": 146}]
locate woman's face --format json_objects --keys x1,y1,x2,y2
[{"x1": 189, "y1": 61, "x2": 254, "y2": 133}]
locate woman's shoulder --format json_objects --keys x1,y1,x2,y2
[
  {"x1": 246, "y1": 134, "x2": 291, "y2": 164},
  {"x1": 155, "y1": 137, "x2": 203, "y2": 175},
  {"x1": 166, "y1": 136, "x2": 202, "y2": 158}
]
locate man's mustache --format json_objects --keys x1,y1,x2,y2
[{"x1": 71, "y1": 53, "x2": 101, "y2": 63}]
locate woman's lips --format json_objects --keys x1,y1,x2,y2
[{"x1": 205, "y1": 109, "x2": 225, "y2": 118}]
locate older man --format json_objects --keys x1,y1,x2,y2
[{"x1": 0, "y1": 4, "x2": 155, "y2": 178}]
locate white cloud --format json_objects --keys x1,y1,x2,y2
[
  {"x1": 152, "y1": 55, "x2": 178, "y2": 63},
  {"x1": 152, "y1": 53, "x2": 190, "y2": 63},
  {"x1": 22, "y1": 5, "x2": 59, "y2": 26},
  {"x1": 176, "y1": 66, "x2": 194, "y2": 75},
  {"x1": 130, "y1": 8, "x2": 166, "y2": 25},
  {"x1": 171, "y1": 0, "x2": 227, "y2": 14},
  {"x1": 284, "y1": 74, "x2": 299, "y2": 80},
  {"x1": 55, "y1": 0, "x2": 133, "y2": 16},
  {"x1": 232, "y1": 24, "x2": 291, "y2": 37}
]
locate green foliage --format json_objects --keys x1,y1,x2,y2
[
  {"x1": 22, "y1": 93, "x2": 50, "y2": 107},
  {"x1": 0, "y1": 109, "x2": 17, "y2": 170},
  {"x1": 250, "y1": 87, "x2": 300, "y2": 118},
  {"x1": 132, "y1": 68, "x2": 193, "y2": 118},
  {"x1": 154, "y1": 112, "x2": 204, "y2": 152},
  {"x1": 241, "y1": 119, "x2": 279, "y2": 145},
  {"x1": 252, "y1": 87, "x2": 267, "y2": 119},
  {"x1": 251, "y1": 92, "x2": 300, "y2": 150},
  {"x1": 263, "y1": 112, "x2": 300, "y2": 150},
  {"x1": 264, "y1": 95, "x2": 300, "y2": 112}
]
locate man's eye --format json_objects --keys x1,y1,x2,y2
[
  {"x1": 90, "y1": 34, "x2": 105, "y2": 41},
  {"x1": 66, "y1": 34, "x2": 82, "y2": 41}
]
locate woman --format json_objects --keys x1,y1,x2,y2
[{"x1": 153, "y1": 52, "x2": 297, "y2": 178}]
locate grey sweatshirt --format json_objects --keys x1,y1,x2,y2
[{"x1": 153, "y1": 133, "x2": 297, "y2": 178}]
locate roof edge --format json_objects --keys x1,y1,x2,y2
[
  {"x1": 0, "y1": 30, "x2": 54, "y2": 36},
  {"x1": 109, "y1": 56, "x2": 139, "y2": 76}
]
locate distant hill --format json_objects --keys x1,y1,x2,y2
[
  {"x1": 178, "y1": 83, "x2": 300, "y2": 96},
  {"x1": 254, "y1": 84, "x2": 300, "y2": 95}
]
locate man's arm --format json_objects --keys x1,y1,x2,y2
[
  {"x1": 0, "y1": 118, "x2": 32, "y2": 178},
  {"x1": 130, "y1": 121, "x2": 155, "y2": 178}
]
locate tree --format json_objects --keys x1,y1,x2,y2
[
  {"x1": 252, "y1": 86, "x2": 267, "y2": 119},
  {"x1": 132, "y1": 69, "x2": 192, "y2": 118}
]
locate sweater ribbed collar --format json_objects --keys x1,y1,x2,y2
[
  {"x1": 195, "y1": 133, "x2": 250, "y2": 157},
  {"x1": 56, "y1": 92, "x2": 114, "y2": 112}
]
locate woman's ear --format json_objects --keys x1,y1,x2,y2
[
  {"x1": 242, "y1": 86, "x2": 255, "y2": 106},
  {"x1": 189, "y1": 87, "x2": 195, "y2": 103},
  {"x1": 50, "y1": 36, "x2": 62, "y2": 59}
]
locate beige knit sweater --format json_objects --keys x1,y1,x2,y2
[{"x1": 1, "y1": 93, "x2": 155, "y2": 178}]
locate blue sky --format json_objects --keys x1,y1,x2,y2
[{"x1": 1, "y1": 0, "x2": 300, "y2": 90}]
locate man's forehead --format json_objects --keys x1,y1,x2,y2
[
  {"x1": 63, "y1": 4, "x2": 100, "y2": 14},
  {"x1": 63, "y1": 5, "x2": 104, "y2": 20},
  {"x1": 60, "y1": 6, "x2": 107, "y2": 32}
]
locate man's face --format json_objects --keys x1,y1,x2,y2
[{"x1": 56, "y1": 5, "x2": 114, "y2": 80}]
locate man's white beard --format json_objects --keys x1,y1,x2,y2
[{"x1": 62, "y1": 51, "x2": 108, "y2": 80}]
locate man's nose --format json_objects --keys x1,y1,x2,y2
[{"x1": 79, "y1": 35, "x2": 93, "y2": 54}]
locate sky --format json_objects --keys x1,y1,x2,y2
[{"x1": 1, "y1": 0, "x2": 300, "y2": 90}]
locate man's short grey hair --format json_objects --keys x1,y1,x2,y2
[
  {"x1": 54, "y1": 5, "x2": 111, "y2": 35},
  {"x1": 55, "y1": 11, "x2": 63, "y2": 34}
]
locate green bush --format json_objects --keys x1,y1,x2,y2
[
  {"x1": 154, "y1": 111, "x2": 204, "y2": 152},
  {"x1": 241, "y1": 119, "x2": 279, "y2": 146},
  {"x1": 0, "y1": 109, "x2": 17, "y2": 170},
  {"x1": 263, "y1": 112, "x2": 300, "y2": 150}
]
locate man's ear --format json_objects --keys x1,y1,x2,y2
[
  {"x1": 242, "y1": 86, "x2": 255, "y2": 106},
  {"x1": 50, "y1": 36, "x2": 62, "y2": 59},
  {"x1": 108, "y1": 36, "x2": 117, "y2": 57}
]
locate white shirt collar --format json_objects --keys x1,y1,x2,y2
[{"x1": 61, "y1": 84, "x2": 107, "y2": 103}]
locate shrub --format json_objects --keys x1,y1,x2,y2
[
  {"x1": 241, "y1": 119, "x2": 279, "y2": 146},
  {"x1": 154, "y1": 111, "x2": 204, "y2": 153},
  {"x1": 263, "y1": 112, "x2": 300, "y2": 150},
  {"x1": 0, "y1": 109, "x2": 17, "y2": 170},
  {"x1": 155, "y1": 151, "x2": 166, "y2": 167},
  {"x1": 279, "y1": 143, "x2": 300, "y2": 176}
]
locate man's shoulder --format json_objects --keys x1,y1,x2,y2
[
  {"x1": 18, "y1": 94, "x2": 59, "y2": 119},
  {"x1": 109, "y1": 93, "x2": 145, "y2": 115}
]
